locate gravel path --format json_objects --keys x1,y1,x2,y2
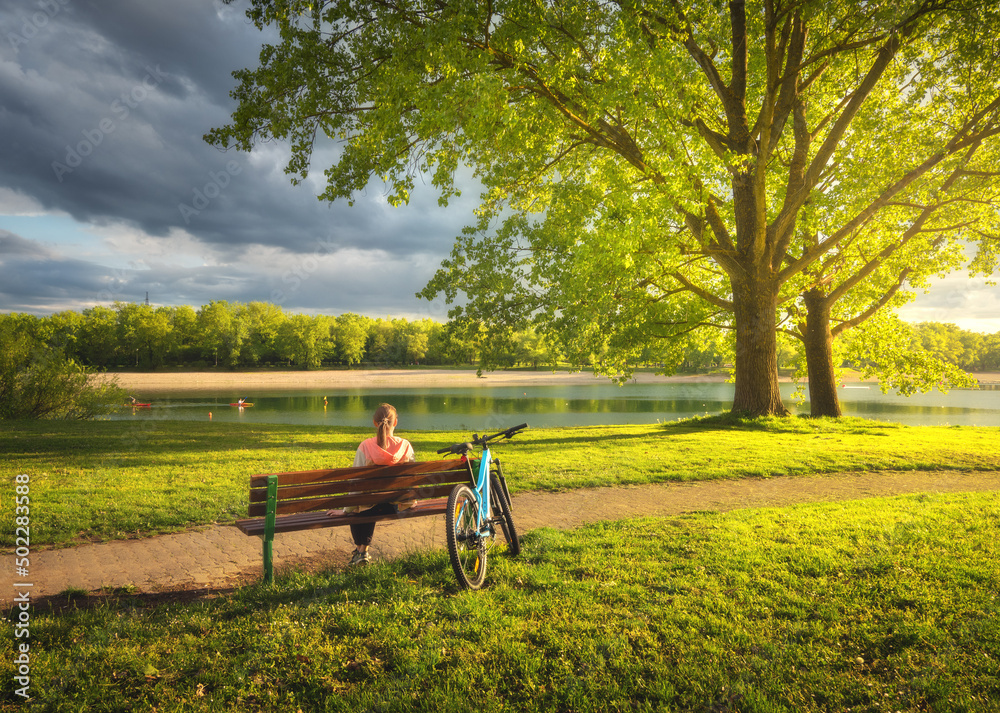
[{"x1": 5, "y1": 469, "x2": 999, "y2": 605}]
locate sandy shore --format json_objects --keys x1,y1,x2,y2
[
  {"x1": 97, "y1": 368, "x2": 736, "y2": 392},
  {"x1": 95, "y1": 368, "x2": 997, "y2": 393}
]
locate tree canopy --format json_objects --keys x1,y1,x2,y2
[{"x1": 209, "y1": 0, "x2": 1000, "y2": 415}]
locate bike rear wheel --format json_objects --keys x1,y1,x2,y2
[
  {"x1": 446, "y1": 484, "x2": 488, "y2": 590},
  {"x1": 490, "y1": 475, "x2": 521, "y2": 556}
]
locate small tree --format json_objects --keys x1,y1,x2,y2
[
  {"x1": 0, "y1": 315, "x2": 128, "y2": 420},
  {"x1": 78, "y1": 305, "x2": 120, "y2": 368},
  {"x1": 276, "y1": 313, "x2": 332, "y2": 368},
  {"x1": 197, "y1": 300, "x2": 248, "y2": 368},
  {"x1": 334, "y1": 313, "x2": 372, "y2": 366}
]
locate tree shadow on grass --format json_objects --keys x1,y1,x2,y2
[
  {"x1": 661, "y1": 412, "x2": 905, "y2": 434},
  {"x1": 485, "y1": 414, "x2": 903, "y2": 450}
]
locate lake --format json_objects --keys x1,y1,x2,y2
[{"x1": 115, "y1": 382, "x2": 1000, "y2": 430}]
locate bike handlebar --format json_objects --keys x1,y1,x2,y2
[
  {"x1": 476, "y1": 423, "x2": 528, "y2": 445},
  {"x1": 436, "y1": 423, "x2": 528, "y2": 455}
]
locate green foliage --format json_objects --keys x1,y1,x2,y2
[
  {"x1": 240, "y1": 301, "x2": 286, "y2": 365},
  {"x1": 0, "y1": 314, "x2": 128, "y2": 420},
  {"x1": 839, "y1": 314, "x2": 978, "y2": 395},
  {"x1": 275, "y1": 313, "x2": 333, "y2": 368},
  {"x1": 5, "y1": 492, "x2": 998, "y2": 711},
  {"x1": 3, "y1": 303, "x2": 467, "y2": 371},
  {"x1": 911, "y1": 321, "x2": 1000, "y2": 372},
  {"x1": 333, "y1": 312, "x2": 371, "y2": 365}
]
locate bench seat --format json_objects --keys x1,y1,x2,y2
[{"x1": 235, "y1": 496, "x2": 450, "y2": 537}]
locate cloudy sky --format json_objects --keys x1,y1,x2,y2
[{"x1": 1, "y1": 0, "x2": 998, "y2": 331}]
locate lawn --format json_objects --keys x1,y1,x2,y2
[
  {"x1": 2, "y1": 416, "x2": 999, "y2": 547},
  {"x1": 3, "y1": 490, "x2": 997, "y2": 712}
]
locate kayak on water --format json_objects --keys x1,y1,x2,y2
[
  {"x1": 230, "y1": 402, "x2": 254, "y2": 407},
  {"x1": 130, "y1": 403, "x2": 152, "y2": 408}
]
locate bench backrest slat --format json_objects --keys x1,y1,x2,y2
[
  {"x1": 248, "y1": 459, "x2": 468, "y2": 489},
  {"x1": 248, "y1": 469, "x2": 471, "y2": 504},
  {"x1": 245, "y1": 458, "x2": 472, "y2": 518},
  {"x1": 253, "y1": 483, "x2": 461, "y2": 517}
]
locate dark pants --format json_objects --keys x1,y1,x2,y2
[{"x1": 349, "y1": 503, "x2": 397, "y2": 547}]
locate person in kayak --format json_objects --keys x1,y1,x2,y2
[{"x1": 328, "y1": 403, "x2": 416, "y2": 566}]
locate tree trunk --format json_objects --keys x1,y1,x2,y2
[
  {"x1": 803, "y1": 289, "x2": 842, "y2": 417},
  {"x1": 731, "y1": 278, "x2": 788, "y2": 416}
]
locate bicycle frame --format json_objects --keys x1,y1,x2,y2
[{"x1": 463, "y1": 447, "x2": 494, "y2": 539}]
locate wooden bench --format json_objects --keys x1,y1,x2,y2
[{"x1": 235, "y1": 459, "x2": 474, "y2": 583}]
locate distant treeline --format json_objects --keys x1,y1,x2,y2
[
  {"x1": 1, "y1": 301, "x2": 998, "y2": 373},
  {"x1": 0, "y1": 301, "x2": 553, "y2": 370},
  {"x1": 903, "y1": 321, "x2": 1000, "y2": 373}
]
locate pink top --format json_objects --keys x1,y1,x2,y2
[
  {"x1": 353, "y1": 435, "x2": 415, "y2": 467},
  {"x1": 341, "y1": 435, "x2": 416, "y2": 513}
]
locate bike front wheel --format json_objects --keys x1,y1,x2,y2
[{"x1": 446, "y1": 484, "x2": 488, "y2": 590}]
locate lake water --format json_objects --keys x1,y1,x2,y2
[{"x1": 115, "y1": 382, "x2": 1000, "y2": 430}]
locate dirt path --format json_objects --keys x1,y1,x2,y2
[{"x1": 6, "y1": 469, "x2": 999, "y2": 607}]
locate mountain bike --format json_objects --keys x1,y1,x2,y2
[{"x1": 436, "y1": 423, "x2": 527, "y2": 590}]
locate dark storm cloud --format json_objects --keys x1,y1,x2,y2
[
  {"x1": 0, "y1": 223, "x2": 450, "y2": 318},
  {"x1": 0, "y1": 229, "x2": 112, "y2": 310},
  {"x1": 66, "y1": 0, "x2": 255, "y2": 102},
  {"x1": 0, "y1": 229, "x2": 50, "y2": 257},
  {"x1": 0, "y1": 0, "x2": 473, "y2": 265}
]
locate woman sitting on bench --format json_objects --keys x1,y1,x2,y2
[{"x1": 328, "y1": 403, "x2": 415, "y2": 566}]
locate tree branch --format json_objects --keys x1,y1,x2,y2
[
  {"x1": 664, "y1": 0, "x2": 732, "y2": 105},
  {"x1": 831, "y1": 268, "x2": 911, "y2": 337},
  {"x1": 778, "y1": 110, "x2": 1000, "y2": 286},
  {"x1": 671, "y1": 271, "x2": 735, "y2": 311},
  {"x1": 730, "y1": 0, "x2": 748, "y2": 102}
]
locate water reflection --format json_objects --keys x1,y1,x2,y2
[{"x1": 113, "y1": 382, "x2": 1000, "y2": 429}]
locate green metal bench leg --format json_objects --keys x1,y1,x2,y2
[{"x1": 263, "y1": 475, "x2": 277, "y2": 584}]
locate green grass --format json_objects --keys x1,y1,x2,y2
[
  {"x1": 3, "y1": 491, "x2": 997, "y2": 711},
  {"x1": 2, "y1": 416, "x2": 999, "y2": 547}
]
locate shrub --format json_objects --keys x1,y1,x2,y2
[{"x1": 0, "y1": 321, "x2": 128, "y2": 419}]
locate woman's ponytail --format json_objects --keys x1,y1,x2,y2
[{"x1": 373, "y1": 403, "x2": 397, "y2": 449}]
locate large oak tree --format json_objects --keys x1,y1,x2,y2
[{"x1": 209, "y1": 0, "x2": 1000, "y2": 416}]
